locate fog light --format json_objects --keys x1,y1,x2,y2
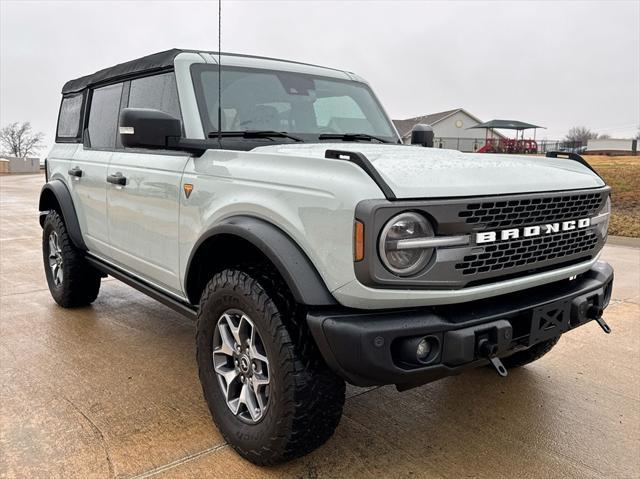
[
  {"x1": 416, "y1": 338, "x2": 431, "y2": 360},
  {"x1": 394, "y1": 335, "x2": 441, "y2": 367}
]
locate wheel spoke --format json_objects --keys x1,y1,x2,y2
[
  {"x1": 49, "y1": 236, "x2": 57, "y2": 255},
  {"x1": 241, "y1": 383, "x2": 260, "y2": 421},
  {"x1": 215, "y1": 364, "x2": 239, "y2": 398},
  {"x1": 51, "y1": 264, "x2": 59, "y2": 283},
  {"x1": 253, "y1": 373, "x2": 269, "y2": 386},
  {"x1": 251, "y1": 376, "x2": 266, "y2": 411},
  {"x1": 250, "y1": 332, "x2": 268, "y2": 365},
  {"x1": 56, "y1": 267, "x2": 63, "y2": 285},
  {"x1": 214, "y1": 323, "x2": 236, "y2": 357},
  {"x1": 224, "y1": 313, "x2": 243, "y2": 346}
]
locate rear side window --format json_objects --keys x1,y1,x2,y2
[
  {"x1": 128, "y1": 72, "x2": 181, "y2": 120},
  {"x1": 88, "y1": 83, "x2": 123, "y2": 149},
  {"x1": 56, "y1": 94, "x2": 83, "y2": 140}
]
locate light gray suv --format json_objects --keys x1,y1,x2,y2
[{"x1": 40, "y1": 49, "x2": 614, "y2": 465}]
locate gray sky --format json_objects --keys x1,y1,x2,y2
[{"x1": 1, "y1": 0, "x2": 639, "y2": 151}]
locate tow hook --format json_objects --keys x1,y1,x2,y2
[
  {"x1": 477, "y1": 337, "x2": 508, "y2": 378},
  {"x1": 595, "y1": 316, "x2": 612, "y2": 334},
  {"x1": 588, "y1": 305, "x2": 612, "y2": 334}
]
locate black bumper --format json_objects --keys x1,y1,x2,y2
[{"x1": 307, "y1": 261, "x2": 614, "y2": 388}]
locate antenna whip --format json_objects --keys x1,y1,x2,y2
[{"x1": 217, "y1": 0, "x2": 222, "y2": 146}]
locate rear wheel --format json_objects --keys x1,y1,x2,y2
[
  {"x1": 501, "y1": 337, "x2": 561, "y2": 369},
  {"x1": 42, "y1": 211, "x2": 101, "y2": 307},
  {"x1": 196, "y1": 268, "x2": 345, "y2": 465}
]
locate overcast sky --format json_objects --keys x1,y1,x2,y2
[{"x1": 1, "y1": 0, "x2": 639, "y2": 151}]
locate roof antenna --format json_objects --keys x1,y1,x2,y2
[{"x1": 217, "y1": 0, "x2": 222, "y2": 147}]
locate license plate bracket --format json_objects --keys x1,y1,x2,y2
[{"x1": 529, "y1": 300, "x2": 571, "y2": 345}]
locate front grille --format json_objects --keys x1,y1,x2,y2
[
  {"x1": 354, "y1": 187, "x2": 609, "y2": 290},
  {"x1": 455, "y1": 228, "x2": 599, "y2": 276},
  {"x1": 458, "y1": 192, "x2": 604, "y2": 229}
]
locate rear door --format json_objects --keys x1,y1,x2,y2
[
  {"x1": 67, "y1": 83, "x2": 124, "y2": 257},
  {"x1": 106, "y1": 72, "x2": 189, "y2": 296}
]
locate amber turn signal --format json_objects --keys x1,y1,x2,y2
[{"x1": 354, "y1": 221, "x2": 365, "y2": 262}]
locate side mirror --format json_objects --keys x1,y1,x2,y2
[
  {"x1": 410, "y1": 124, "x2": 434, "y2": 147},
  {"x1": 119, "y1": 108, "x2": 181, "y2": 149}
]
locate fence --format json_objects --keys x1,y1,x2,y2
[{"x1": 428, "y1": 137, "x2": 586, "y2": 154}]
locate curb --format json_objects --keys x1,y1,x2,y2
[{"x1": 607, "y1": 235, "x2": 640, "y2": 248}]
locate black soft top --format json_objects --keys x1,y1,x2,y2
[
  {"x1": 62, "y1": 49, "x2": 182, "y2": 95},
  {"x1": 61, "y1": 49, "x2": 349, "y2": 96}
]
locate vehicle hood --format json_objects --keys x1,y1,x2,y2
[{"x1": 252, "y1": 143, "x2": 605, "y2": 199}]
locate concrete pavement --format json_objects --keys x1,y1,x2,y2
[{"x1": 1, "y1": 173, "x2": 638, "y2": 478}]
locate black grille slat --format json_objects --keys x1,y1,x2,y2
[
  {"x1": 455, "y1": 229, "x2": 599, "y2": 276},
  {"x1": 459, "y1": 192, "x2": 604, "y2": 229}
]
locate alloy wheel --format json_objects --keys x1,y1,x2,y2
[
  {"x1": 48, "y1": 232, "x2": 64, "y2": 286},
  {"x1": 212, "y1": 309, "x2": 270, "y2": 423}
]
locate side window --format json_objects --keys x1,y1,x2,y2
[
  {"x1": 56, "y1": 94, "x2": 83, "y2": 140},
  {"x1": 88, "y1": 83, "x2": 123, "y2": 149},
  {"x1": 128, "y1": 72, "x2": 181, "y2": 120}
]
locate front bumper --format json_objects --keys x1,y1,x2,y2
[{"x1": 307, "y1": 261, "x2": 614, "y2": 388}]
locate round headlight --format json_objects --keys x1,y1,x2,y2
[{"x1": 379, "y1": 212, "x2": 434, "y2": 276}]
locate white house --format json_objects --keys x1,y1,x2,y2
[
  {"x1": 586, "y1": 138, "x2": 638, "y2": 156},
  {"x1": 393, "y1": 108, "x2": 505, "y2": 152}
]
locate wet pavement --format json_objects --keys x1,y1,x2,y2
[{"x1": 1, "y1": 173, "x2": 639, "y2": 479}]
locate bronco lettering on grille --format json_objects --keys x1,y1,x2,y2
[{"x1": 476, "y1": 218, "x2": 591, "y2": 244}]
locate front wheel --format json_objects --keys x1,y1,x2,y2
[{"x1": 196, "y1": 269, "x2": 345, "y2": 465}]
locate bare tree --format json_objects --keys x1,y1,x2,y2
[
  {"x1": 564, "y1": 126, "x2": 599, "y2": 144},
  {"x1": 0, "y1": 122, "x2": 45, "y2": 158}
]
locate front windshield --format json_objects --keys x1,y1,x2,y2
[{"x1": 191, "y1": 64, "x2": 398, "y2": 142}]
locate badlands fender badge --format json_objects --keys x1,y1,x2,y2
[
  {"x1": 183, "y1": 183, "x2": 194, "y2": 199},
  {"x1": 476, "y1": 218, "x2": 591, "y2": 244}
]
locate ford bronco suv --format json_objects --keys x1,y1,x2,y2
[{"x1": 40, "y1": 49, "x2": 614, "y2": 465}]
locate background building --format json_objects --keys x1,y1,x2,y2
[
  {"x1": 393, "y1": 108, "x2": 506, "y2": 151},
  {"x1": 0, "y1": 156, "x2": 40, "y2": 174}
]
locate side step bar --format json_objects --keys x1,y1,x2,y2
[{"x1": 86, "y1": 256, "x2": 198, "y2": 320}]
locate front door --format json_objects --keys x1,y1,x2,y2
[{"x1": 105, "y1": 70, "x2": 188, "y2": 296}]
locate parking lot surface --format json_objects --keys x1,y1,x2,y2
[{"x1": 1, "y1": 173, "x2": 639, "y2": 479}]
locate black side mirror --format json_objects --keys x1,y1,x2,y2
[
  {"x1": 410, "y1": 124, "x2": 434, "y2": 147},
  {"x1": 119, "y1": 108, "x2": 181, "y2": 149}
]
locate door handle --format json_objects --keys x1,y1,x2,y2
[
  {"x1": 107, "y1": 172, "x2": 127, "y2": 186},
  {"x1": 68, "y1": 167, "x2": 83, "y2": 178}
]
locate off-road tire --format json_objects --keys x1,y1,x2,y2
[
  {"x1": 42, "y1": 211, "x2": 101, "y2": 307},
  {"x1": 196, "y1": 268, "x2": 346, "y2": 465},
  {"x1": 501, "y1": 336, "x2": 561, "y2": 369}
]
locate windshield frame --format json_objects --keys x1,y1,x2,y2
[{"x1": 190, "y1": 63, "x2": 401, "y2": 144}]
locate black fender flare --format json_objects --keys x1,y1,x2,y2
[
  {"x1": 186, "y1": 216, "x2": 337, "y2": 306},
  {"x1": 38, "y1": 179, "x2": 87, "y2": 251}
]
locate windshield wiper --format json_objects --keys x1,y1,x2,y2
[
  {"x1": 208, "y1": 130, "x2": 303, "y2": 142},
  {"x1": 318, "y1": 133, "x2": 390, "y2": 143}
]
